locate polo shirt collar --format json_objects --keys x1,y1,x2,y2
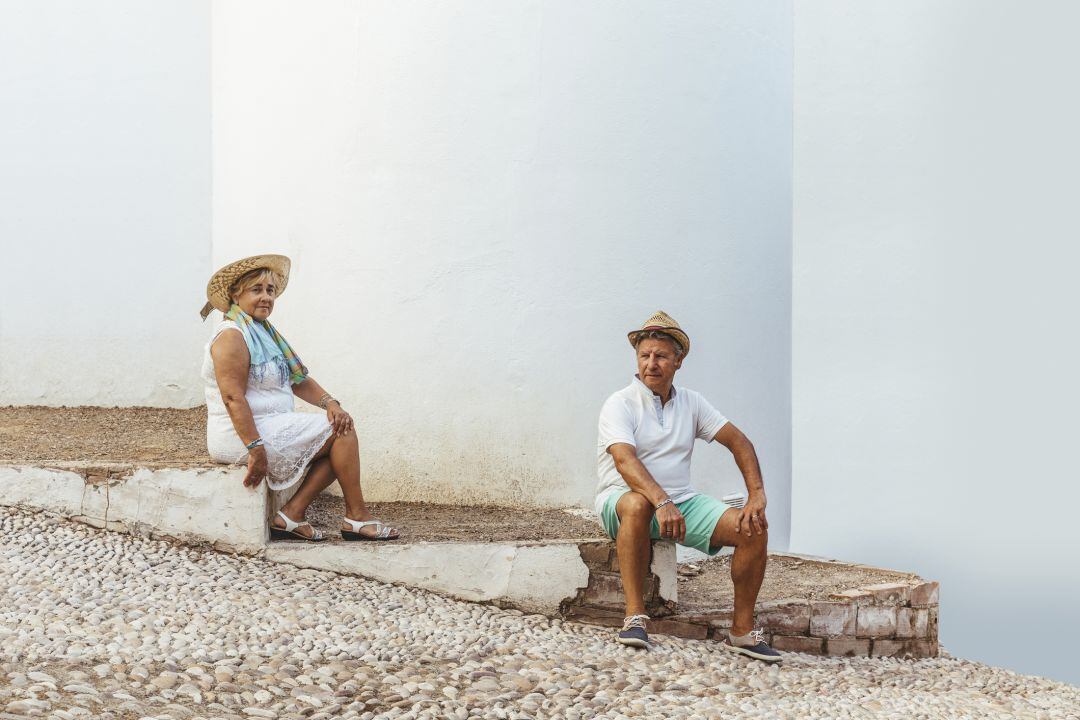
[{"x1": 632, "y1": 375, "x2": 677, "y2": 401}]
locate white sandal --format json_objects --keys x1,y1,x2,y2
[
  {"x1": 270, "y1": 510, "x2": 327, "y2": 542},
  {"x1": 341, "y1": 517, "x2": 399, "y2": 541}
]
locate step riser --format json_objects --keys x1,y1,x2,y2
[{"x1": 0, "y1": 464, "x2": 266, "y2": 554}]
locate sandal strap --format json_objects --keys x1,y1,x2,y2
[
  {"x1": 278, "y1": 510, "x2": 319, "y2": 538},
  {"x1": 277, "y1": 510, "x2": 300, "y2": 532},
  {"x1": 343, "y1": 518, "x2": 395, "y2": 538}
]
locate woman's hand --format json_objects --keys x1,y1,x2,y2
[
  {"x1": 737, "y1": 492, "x2": 769, "y2": 537},
  {"x1": 326, "y1": 402, "x2": 354, "y2": 437},
  {"x1": 243, "y1": 446, "x2": 268, "y2": 488}
]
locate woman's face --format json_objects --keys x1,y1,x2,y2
[{"x1": 232, "y1": 274, "x2": 277, "y2": 322}]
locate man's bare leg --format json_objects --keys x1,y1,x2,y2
[
  {"x1": 709, "y1": 507, "x2": 768, "y2": 636},
  {"x1": 615, "y1": 491, "x2": 656, "y2": 617}
]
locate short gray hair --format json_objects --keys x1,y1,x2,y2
[
  {"x1": 229, "y1": 268, "x2": 283, "y2": 303},
  {"x1": 633, "y1": 330, "x2": 685, "y2": 359}
]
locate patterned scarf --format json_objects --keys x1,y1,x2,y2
[{"x1": 225, "y1": 304, "x2": 309, "y2": 385}]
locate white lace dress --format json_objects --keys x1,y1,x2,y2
[{"x1": 201, "y1": 320, "x2": 333, "y2": 491}]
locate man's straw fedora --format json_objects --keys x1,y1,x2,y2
[
  {"x1": 199, "y1": 254, "x2": 291, "y2": 320},
  {"x1": 627, "y1": 310, "x2": 690, "y2": 357}
]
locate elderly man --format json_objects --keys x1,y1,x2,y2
[{"x1": 595, "y1": 311, "x2": 780, "y2": 662}]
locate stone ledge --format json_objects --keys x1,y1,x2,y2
[
  {"x1": 656, "y1": 577, "x2": 939, "y2": 658},
  {"x1": 0, "y1": 464, "x2": 266, "y2": 554},
  {"x1": 267, "y1": 539, "x2": 593, "y2": 615}
]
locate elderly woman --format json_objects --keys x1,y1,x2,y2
[{"x1": 199, "y1": 254, "x2": 397, "y2": 542}]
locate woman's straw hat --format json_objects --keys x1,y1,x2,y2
[
  {"x1": 627, "y1": 310, "x2": 690, "y2": 357},
  {"x1": 199, "y1": 254, "x2": 291, "y2": 320}
]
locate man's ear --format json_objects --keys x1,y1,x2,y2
[{"x1": 674, "y1": 356, "x2": 683, "y2": 370}]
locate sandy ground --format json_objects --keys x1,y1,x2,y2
[
  {"x1": 676, "y1": 554, "x2": 922, "y2": 610},
  {"x1": 305, "y1": 495, "x2": 608, "y2": 544},
  {"x1": 0, "y1": 406, "x2": 209, "y2": 465}
]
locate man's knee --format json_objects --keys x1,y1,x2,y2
[
  {"x1": 738, "y1": 527, "x2": 769, "y2": 552},
  {"x1": 616, "y1": 491, "x2": 654, "y2": 524}
]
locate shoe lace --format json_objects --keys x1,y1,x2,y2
[
  {"x1": 623, "y1": 614, "x2": 649, "y2": 631},
  {"x1": 748, "y1": 629, "x2": 766, "y2": 645}
]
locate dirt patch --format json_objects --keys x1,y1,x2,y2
[
  {"x1": 303, "y1": 494, "x2": 606, "y2": 544},
  {"x1": 676, "y1": 554, "x2": 922, "y2": 610},
  {"x1": 0, "y1": 406, "x2": 209, "y2": 465}
]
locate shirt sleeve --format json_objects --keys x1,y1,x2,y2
[
  {"x1": 598, "y1": 396, "x2": 637, "y2": 450},
  {"x1": 694, "y1": 392, "x2": 729, "y2": 442}
]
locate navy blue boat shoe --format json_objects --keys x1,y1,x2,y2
[
  {"x1": 617, "y1": 614, "x2": 650, "y2": 649},
  {"x1": 724, "y1": 629, "x2": 783, "y2": 663}
]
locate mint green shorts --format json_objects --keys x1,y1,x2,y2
[{"x1": 599, "y1": 489, "x2": 734, "y2": 556}]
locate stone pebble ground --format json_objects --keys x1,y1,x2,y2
[{"x1": 1, "y1": 507, "x2": 1077, "y2": 720}]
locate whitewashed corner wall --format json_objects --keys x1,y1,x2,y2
[
  {"x1": 792, "y1": 1, "x2": 1080, "y2": 685},
  {"x1": 0, "y1": 2, "x2": 792, "y2": 536},
  {"x1": 0, "y1": 1, "x2": 211, "y2": 407},
  {"x1": 212, "y1": 1, "x2": 792, "y2": 537}
]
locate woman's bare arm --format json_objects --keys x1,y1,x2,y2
[
  {"x1": 210, "y1": 331, "x2": 258, "y2": 445},
  {"x1": 211, "y1": 330, "x2": 267, "y2": 487},
  {"x1": 293, "y1": 376, "x2": 353, "y2": 437}
]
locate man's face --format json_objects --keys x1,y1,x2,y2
[{"x1": 636, "y1": 336, "x2": 682, "y2": 394}]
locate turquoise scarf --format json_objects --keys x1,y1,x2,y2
[{"x1": 225, "y1": 304, "x2": 308, "y2": 385}]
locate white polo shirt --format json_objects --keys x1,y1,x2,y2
[{"x1": 595, "y1": 376, "x2": 729, "y2": 515}]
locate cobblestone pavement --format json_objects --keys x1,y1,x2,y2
[{"x1": 1, "y1": 507, "x2": 1077, "y2": 720}]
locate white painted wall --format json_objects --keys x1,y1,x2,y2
[
  {"x1": 0, "y1": 1, "x2": 210, "y2": 407},
  {"x1": 793, "y1": 1, "x2": 1080, "y2": 684},
  {"x1": 213, "y1": 1, "x2": 793, "y2": 531}
]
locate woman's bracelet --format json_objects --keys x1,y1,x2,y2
[
  {"x1": 317, "y1": 392, "x2": 338, "y2": 409},
  {"x1": 655, "y1": 498, "x2": 673, "y2": 511},
  {"x1": 245, "y1": 437, "x2": 264, "y2": 450}
]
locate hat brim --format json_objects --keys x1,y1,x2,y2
[
  {"x1": 205, "y1": 254, "x2": 291, "y2": 314},
  {"x1": 627, "y1": 326, "x2": 690, "y2": 356}
]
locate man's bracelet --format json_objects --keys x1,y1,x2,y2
[
  {"x1": 245, "y1": 437, "x2": 264, "y2": 450},
  {"x1": 655, "y1": 498, "x2": 673, "y2": 511}
]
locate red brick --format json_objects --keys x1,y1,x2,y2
[
  {"x1": 581, "y1": 572, "x2": 625, "y2": 608},
  {"x1": 829, "y1": 589, "x2": 874, "y2": 605},
  {"x1": 871, "y1": 639, "x2": 914, "y2": 658},
  {"x1": 896, "y1": 608, "x2": 928, "y2": 639},
  {"x1": 770, "y1": 635, "x2": 825, "y2": 655},
  {"x1": 647, "y1": 619, "x2": 708, "y2": 640},
  {"x1": 671, "y1": 609, "x2": 733, "y2": 629},
  {"x1": 810, "y1": 601, "x2": 857, "y2": 637},
  {"x1": 910, "y1": 581, "x2": 939, "y2": 608},
  {"x1": 826, "y1": 637, "x2": 870, "y2": 657},
  {"x1": 577, "y1": 542, "x2": 613, "y2": 568},
  {"x1": 861, "y1": 583, "x2": 910, "y2": 605},
  {"x1": 856, "y1": 606, "x2": 897, "y2": 638},
  {"x1": 911, "y1": 640, "x2": 939, "y2": 658},
  {"x1": 562, "y1": 605, "x2": 624, "y2": 627},
  {"x1": 756, "y1": 600, "x2": 811, "y2": 635}
]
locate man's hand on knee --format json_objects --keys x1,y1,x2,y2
[
  {"x1": 656, "y1": 502, "x2": 686, "y2": 542},
  {"x1": 736, "y1": 492, "x2": 768, "y2": 537}
]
